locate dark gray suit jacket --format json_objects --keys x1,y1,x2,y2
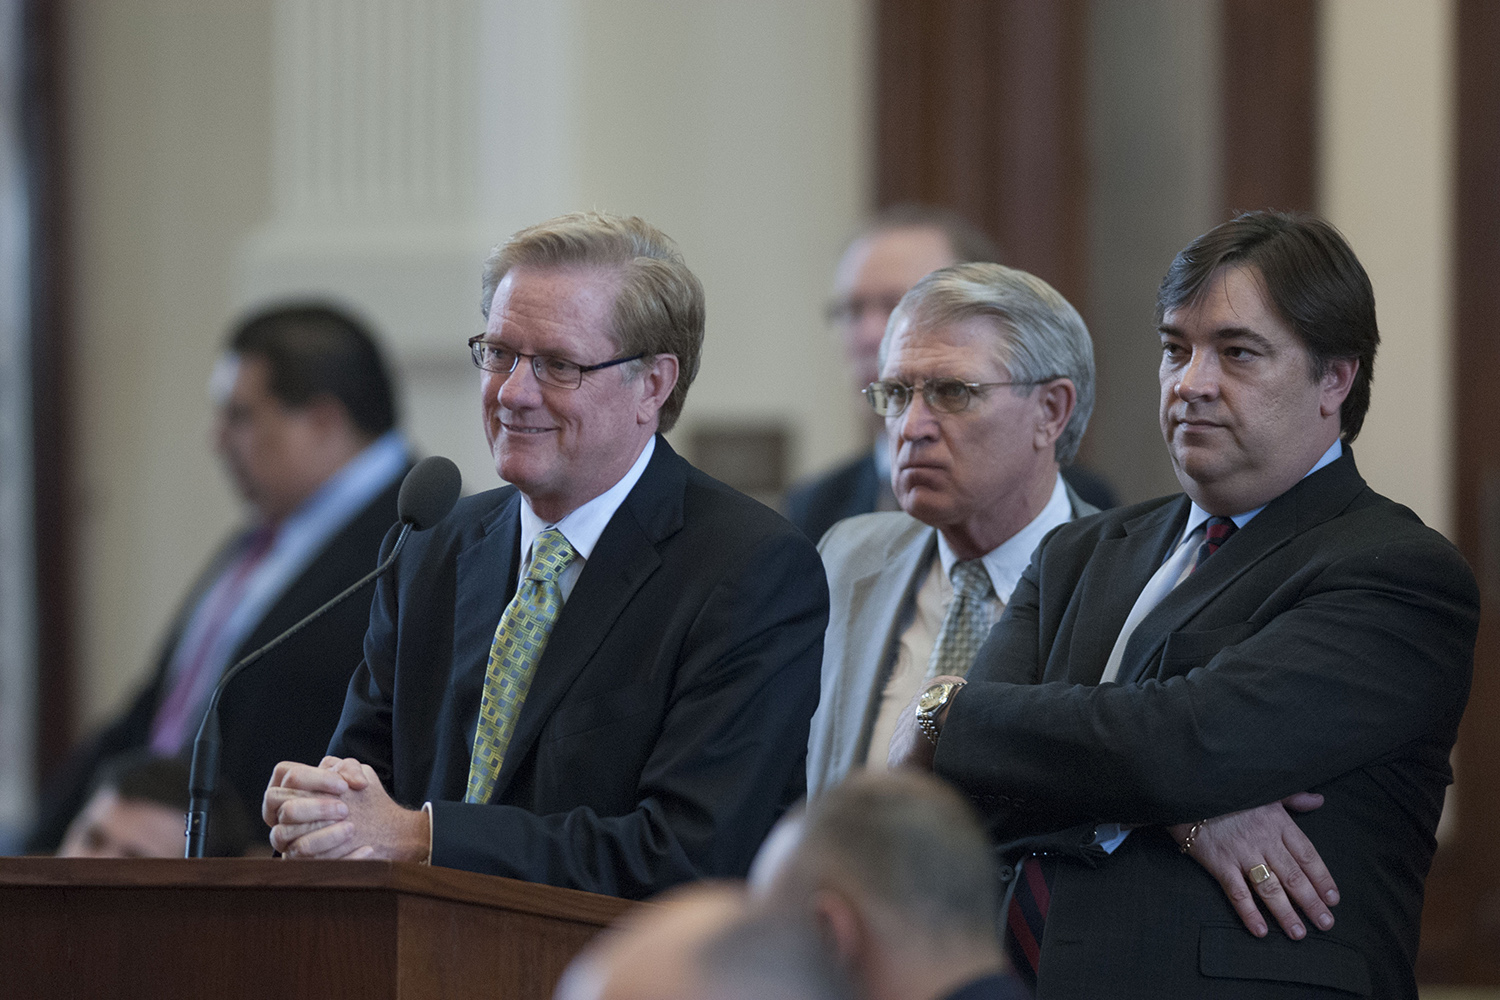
[
  {"x1": 330, "y1": 437, "x2": 828, "y2": 899},
  {"x1": 934, "y1": 451, "x2": 1478, "y2": 999}
]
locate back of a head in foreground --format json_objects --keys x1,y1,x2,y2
[
  {"x1": 553, "y1": 882, "x2": 853, "y2": 1000},
  {"x1": 754, "y1": 769, "x2": 1000, "y2": 946}
]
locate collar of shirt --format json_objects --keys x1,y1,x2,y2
[
  {"x1": 935, "y1": 471, "x2": 1072, "y2": 604},
  {"x1": 1175, "y1": 438, "x2": 1343, "y2": 552},
  {"x1": 517, "y1": 435, "x2": 656, "y2": 600}
]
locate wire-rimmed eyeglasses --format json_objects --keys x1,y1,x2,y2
[
  {"x1": 863, "y1": 376, "x2": 1062, "y2": 417},
  {"x1": 468, "y1": 336, "x2": 644, "y2": 390}
]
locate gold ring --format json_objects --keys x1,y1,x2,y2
[{"x1": 1248, "y1": 863, "x2": 1273, "y2": 886}]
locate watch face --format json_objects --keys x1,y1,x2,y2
[{"x1": 919, "y1": 682, "x2": 954, "y2": 713}]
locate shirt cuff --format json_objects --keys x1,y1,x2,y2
[{"x1": 420, "y1": 802, "x2": 434, "y2": 865}]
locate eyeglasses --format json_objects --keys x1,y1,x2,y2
[
  {"x1": 863, "y1": 376, "x2": 1062, "y2": 417},
  {"x1": 468, "y1": 337, "x2": 644, "y2": 390}
]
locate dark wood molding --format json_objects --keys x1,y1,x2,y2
[
  {"x1": 23, "y1": 0, "x2": 76, "y2": 777},
  {"x1": 1419, "y1": 0, "x2": 1500, "y2": 984},
  {"x1": 1221, "y1": 0, "x2": 1320, "y2": 215},
  {"x1": 874, "y1": 0, "x2": 1089, "y2": 311}
]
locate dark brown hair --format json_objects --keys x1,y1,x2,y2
[{"x1": 1157, "y1": 211, "x2": 1379, "y2": 441}]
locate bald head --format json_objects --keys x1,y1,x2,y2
[
  {"x1": 556, "y1": 884, "x2": 746, "y2": 1000},
  {"x1": 749, "y1": 771, "x2": 1006, "y2": 1000},
  {"x1": 557, "y1": 883, "x2": 853, "y2": 1000}
]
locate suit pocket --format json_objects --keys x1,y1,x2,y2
[
  {"x1": 1199, "y1": 922, "x2": 1372, "y2": 995},
  {"x1": 544, "y1": 684, "x2": 660, "y2": 742},
  {"x1": 1160, "y1": 621, "x2": 1260, "y2": 669}
]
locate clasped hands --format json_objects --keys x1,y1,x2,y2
[{"x1": 262, "y1": 756, "x2": 430, "y2": 862}]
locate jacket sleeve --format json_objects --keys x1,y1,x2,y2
[{"x1": 934, "y1": 530, "x2": 1478, "y2": 838}]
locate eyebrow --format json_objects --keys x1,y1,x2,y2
[{"x1": 1157, "y1": 324, "x2": 1277, "y2": 352}]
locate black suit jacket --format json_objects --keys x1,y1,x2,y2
[
  {"x1": 26, "y1": 471, "x2": 405, "y2": 852},
  {"x1": 934, "y1": 451, "x2": 1478, "y2": 999},
  {"x1": 329, "y1": 437, "x2": 828, "y2": 899}
]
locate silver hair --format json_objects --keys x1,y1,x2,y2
[
  {"x1": 881, "y1": 262, "x2": 1096, "y2": 465},
  {"x1": 766, "y1": 770, "x2": 1000, "y2": 945}
]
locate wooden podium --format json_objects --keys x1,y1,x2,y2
[{"x1": 0, "y1": 857, "x2": 634, "y2": 1000}]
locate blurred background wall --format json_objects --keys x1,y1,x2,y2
[{"x1": 4, "y1": 0, "x2": 1496, "y2": 988}]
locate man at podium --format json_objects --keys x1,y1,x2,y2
[{"x1": 263, "y1": 212, "x2": 828, "y2": 899}]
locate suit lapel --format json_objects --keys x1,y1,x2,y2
[
  {"x1": 486, "y1": 438, "x2": 682, "y2": 800},
  {"x1": 838, "y1": 524, "x2": 935, "y2": 768},
  {"x1": 1060, "y1": 502, "x2": 1184, "y2": 684},
  {"x1": 1117, "y1": 451, "x2": 1368, "y2": 683}
]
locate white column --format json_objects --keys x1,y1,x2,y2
[{"x1": 1320, "y1": 0, "x2": 1455, "y2": 539}]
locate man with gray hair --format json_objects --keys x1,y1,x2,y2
[
  {"x1": 807, "y1": 262, "x2": 1097, "y2": 797},
  {"x1": 264, "y1": 212, "x2": 827, "y2": 898},
  {"x1": 786, "y1": 205, "x2": 1114, "y2": 543},
  {"x1": 751, "y1": 769, "x2": 1027, "y2": 1000}
]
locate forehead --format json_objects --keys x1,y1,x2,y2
[
  {"x1": 881, "y1": 314, "x2": 1009, "y2": 377},
  {"x1": 836, "y1": 225, "x2": 957, "y2": 294},
  {"x1": 487, "y1": 264, "x2": 622, "y2": 352},
  {"x1": 1161, "y1": 265, "x2": 1299, "y2": 345}
]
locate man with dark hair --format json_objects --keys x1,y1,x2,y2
[
  {"x1": 263, "y1": 212, "x2": 826, "y2": 899},
  {"x1": 892, "y1": 211, "x2": 1478, "y2": 998},
  {"x1": 786, "y1": 205, "x2": 1114, "y2": 543},
  {"x1": 751, "y1": 770, "x2": 1026, "y2": 1000},
  {"x1": 57, "y1": 752, "x2": 252, "y2": 858},
  {"x1": 27, "y1": 302, "x2": 410, "y2": 852}
]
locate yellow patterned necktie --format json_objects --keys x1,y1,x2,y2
[
  {"x1": 465, "y1": 527, "x2": 576, "y2": 804},
  {"x1": 926, "y1": 559, "x2": 998, "y2": 680}
]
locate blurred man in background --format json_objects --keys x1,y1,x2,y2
[{"x1": 27, "y1": 303, "x2": 409, "y2": 852}]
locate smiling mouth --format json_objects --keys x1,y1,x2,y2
[{"x1": 501, "y1": 423, "x2": 555, "y2": 435}]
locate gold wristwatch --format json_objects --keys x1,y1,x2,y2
[{"x1": 916, "y1": 679, "x2": 966, "y2": 746}]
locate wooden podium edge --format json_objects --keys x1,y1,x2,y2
[{"x1": 0, "y1": 857, "x2": 636, "y2": 928}]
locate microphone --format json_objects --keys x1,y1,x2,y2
[{"x1": 184, "y1": 456, "x2": 461, "y2": 858}]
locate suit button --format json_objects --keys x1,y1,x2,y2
[{"x1": 997, "y1": 864, "x2": 1016, "y2": 883}]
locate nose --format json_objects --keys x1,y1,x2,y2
[
  {"x1": 896, "y1": 386, "x2": 941, "y2": 442},
  {"x1": 494, "y1": 357, "x2": 542, "y2": 409},
  {"x1": 1174, "y1": 348, "x2": 1219, "y2": 402}
]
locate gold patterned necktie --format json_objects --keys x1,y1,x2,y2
[
  {"x1": 926, "y1": 559, "x2": 998, "y2": 679},
  {"x1": 465, "y1": 527, "x2": 576, "y2": 804}
]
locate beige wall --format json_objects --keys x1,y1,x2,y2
[
  {"x1": 69, "y1": 1, "x2": 278, "y2": 725},
  {"x1": 66, "y1": 0, "x2": 869, "y2": 728},
  {"x1": 1321, "y1": 0, "x2": 1454, "y2": 538}
]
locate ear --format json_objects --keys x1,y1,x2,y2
[
  {"x1": 1032, "y1": 378, "x2": 1077, "y2": 453},
  {"x1": 1319, "y1": 358, "x2": 1357, "y2": 420},
  {"x1": 635, "y1": 354, "x2": 680, "y2": 427},
  {"x1": 810, "y1": 888, "x2": 865, "y2": 966}
]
